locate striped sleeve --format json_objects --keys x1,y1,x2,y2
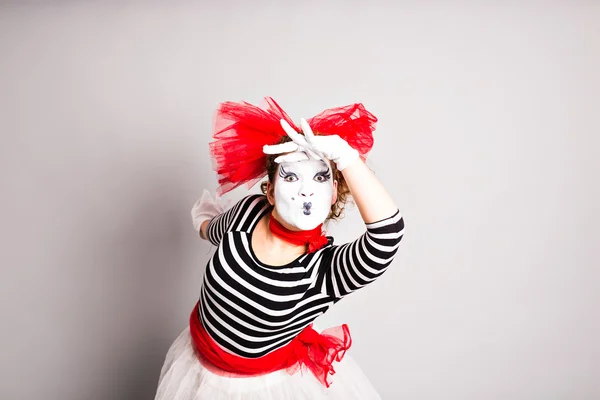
[
  {"x1": 206, "y1": 194, "x2": 267, "y2": 246},
  {"x1": 322, "y1": 210, "x2": 405, "y2": 300}
]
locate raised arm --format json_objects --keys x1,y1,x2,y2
[{"x1": 324, "y1": 147, "x2": 404, "y2": 299}]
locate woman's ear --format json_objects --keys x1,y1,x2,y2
[
  {"x1": 266, "y1": 181, "x2": 275, "y2": 205},
  {"x1": 331, "y1": 180, "x2": 338, "y2": 205}
]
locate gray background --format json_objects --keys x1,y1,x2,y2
[{"x1": 1, "y1": 1, "x2": 599, "y2": 399}]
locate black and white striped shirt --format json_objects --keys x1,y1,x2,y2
[{"x1": 199, "y1": 194, "x2": 404, "y2": 358}]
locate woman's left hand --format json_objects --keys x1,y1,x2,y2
[
  {"x1": 263, "y1": 119, "x2": 359, "y2": 170},
  {"x1": 191, "y1": 190, "x2": 232, "y2": 238}
]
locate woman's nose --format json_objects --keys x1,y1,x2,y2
[{"x1": 299, "y1": 186, "x2": 314, "y2": 197}]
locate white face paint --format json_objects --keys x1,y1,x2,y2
[{"x1": 273, "y1": 159, "x2": 335, "y2": 231}]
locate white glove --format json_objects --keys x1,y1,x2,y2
[
  {"x1": 191, "y1": 190, "x2": 232, "y2": 236},
  {"x1": 263, "y1": 119, "x2": 359, "y2": 170}
]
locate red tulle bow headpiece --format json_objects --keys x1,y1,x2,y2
[{"x1": 209, "y1": 97, "x2": 378, "y2": 195}]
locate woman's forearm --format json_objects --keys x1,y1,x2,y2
[{"x1": 341, "y1": 159, "x2": 398, "y2": 224}]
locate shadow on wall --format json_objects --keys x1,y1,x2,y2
[{"x1": 83, "y1": 172, "x2": 208, "y2": 400}]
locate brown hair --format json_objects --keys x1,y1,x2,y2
[{"x1": 260, "y1": 138, "x2": 351, "y2": 222}]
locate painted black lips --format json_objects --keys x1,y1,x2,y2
[{"x1": 302, "y1": 202, "x2": 312, "y2": 215}]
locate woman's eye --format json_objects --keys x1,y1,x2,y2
[
  {"x1": 314, "y1": 174, "x2": 330, "y2": 182},
  {"x1": 284, "y1": 175, "x2": 298, "y2": 182}
]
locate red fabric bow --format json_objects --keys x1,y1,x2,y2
[
  {"x1": 285, "y1": 323, "x2": 352, "y2": 387},
  {"x1": 189, "y1": 303, "x2": 351, "y2": 387},
  {"x1": 268, "y1": 215, "x2": 329, "y2": 253},
  {"x1": 210, "y1": 97, "x2": 377, "y2": 195}
]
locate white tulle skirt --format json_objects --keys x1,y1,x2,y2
[{"x1": 154, "y1": 327, "x2": 382, "y2": 400}]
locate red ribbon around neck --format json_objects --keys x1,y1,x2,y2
[{"x1": 268, "y1": 214, "x2": 329, "y2": 253}]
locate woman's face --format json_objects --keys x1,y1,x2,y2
[{"x1": 269, "y1": 159, "x2": 337, "y2": 231}]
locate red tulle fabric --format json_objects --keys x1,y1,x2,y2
[
  {"x1": 268, "y1": 215, "x2": 329, "y2": 253},
  {"x1": 210, "y1": 97, "x2": 378, "y2": 195},
  {"x1": 189, "y1": 303, "x2": 352, "y2": 387}
]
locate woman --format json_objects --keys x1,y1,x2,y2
[{"x1": 154, "y1": 98, "x2": 405, "y2": 399}]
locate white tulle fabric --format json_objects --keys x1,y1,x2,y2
[{"x1": 154, "y1": 327, "x2": 381, "y2": 400}]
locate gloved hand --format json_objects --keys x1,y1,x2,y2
[
  {"x1": 263, "y1": 118, "x2": 359, "y2": 170},
  {"x1": 191, "y1": 190, "x2": 232, "y2": 237}
]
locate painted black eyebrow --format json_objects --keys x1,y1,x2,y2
[
  {"x1": 314, "y1": 167, "x2": 331, "y2": 178},
  {"x1": 279, "y1": 165, "x2": 297, "y2": 178}
]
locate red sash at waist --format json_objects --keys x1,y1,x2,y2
[{"x1": 189, "y1": 303, "x2": 351, "y2": 387}]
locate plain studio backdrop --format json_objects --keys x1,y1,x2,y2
[{"x1": 1, "y1": 1, "x2": 598, "y2": 399}]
